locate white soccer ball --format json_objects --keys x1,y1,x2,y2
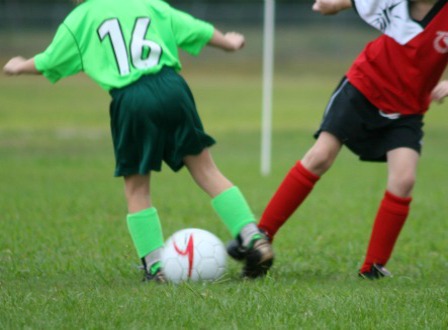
[{"x1": 161, "y1": 228, "x2": 227, "y2": 284}]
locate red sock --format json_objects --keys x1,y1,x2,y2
[
  {"x1": 360, "y1": 191, "x2": 412, "y2": 273},
  {"x1": 259, "y1": 161, "x2": 320, "y2": 240}
]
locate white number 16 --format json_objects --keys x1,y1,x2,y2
[{"x1": 98, "y1": 17, "x2": 162, "y2": 75}]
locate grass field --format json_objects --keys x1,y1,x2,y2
[{"x1": 0, "y1": 50, "x2": 447, "y2": 329}]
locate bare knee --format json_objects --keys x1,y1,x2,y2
[
  {"x1": 301, "y1": 133, "x2": 342, "y2": 175},
  {"x1": 387, "y1": 172, "x2": 416, "y2": 197},
  {"x1": 302, "y1": 145, "x2": 339, "y2": 175},
  {"x1": 386, "y1": 148, "x2": 419, "y2": 198}
]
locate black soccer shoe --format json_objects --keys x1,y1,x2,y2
[
  {"x1": 358, "y1": 264, "x2": 392, "y2": 280},
  {"x1": 226, "y1": 235, "x2": 247, "y2": 261},
  {"x1": 226, "y1": 229, "x2": 272, "y2": 261},
  {"x1": 227, "y1": 231, "x2": 274, "y2": 278},
  {"x1": 143, "y1": 268, "x2": 167, "y2": 283},
  {"x1": 141, "y1": 258, "x2": 166, "y2": 283},
  {"x1": 242, "y1": 237, "x2": 274, "y2": 279}
]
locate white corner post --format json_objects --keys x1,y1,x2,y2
[{"x1": 261, "y1": 0, "x2": 275, "y2": 176}]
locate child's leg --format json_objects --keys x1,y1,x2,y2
[
  {"x1": 259, "y1": 132, "x2": 342, "y2": 240},
  {"x1": 183, "y1": 148, "x2": 233, "y2": 198},
  {"x1": 360, "y1": 148, "x2": 418, "y2": 273},
  {"x1": 184, "y1": 148, "x2": 274, "y2": 277},
  {"x1": 124, "y1": 174, "x2": 164, "y2": 276},
  {"x1": 183, "y1": 149, "x2": 259, "y2": 245},
  {"x1": 124, "y1": 173, "x2": 152, "y2": 213}
]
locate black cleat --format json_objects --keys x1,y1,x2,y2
[
  {"x1": 226, "y1": 236, "x2": 247, "y2": 261},
  {"x1": 242, "y1": 237, "x2": 274, "y2": 278},
  {"x1": 358, "y1": 264, "x2": 392, "y2": 280},
  {"x1": 143, "y1": 268, "x2": 167, "y2": 283},
  {"x1": 141, "y1": 258, "x2": 166, "y2": 283},
  {"x1": 227, "y1": 231, "x2": 274, "y2": 278}
]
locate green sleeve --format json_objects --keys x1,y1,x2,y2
[
  {"x1": 34, "y1": 23, "x2": 83, "y2": 83},
  {"x1": 169, "y1": 7, "x2": 214, "y2": 56}
]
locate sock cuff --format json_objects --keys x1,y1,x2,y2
[
  {"x1": 383, "y1": 191, "x2": 412, "y2": 215},
  {"x1": 211, "y1": 186, "x2": 239, "y2": 207},
  {"x1": 384, "y1": 191, "x2": 412, "y2": 205},
  {"x1": 127, "y1": 207, "x2": 158, "y2": 220},
  {"x1": 293, "y1": 161, "x2": 320, "y2": 185},
  {"x1": 212, "y1": 186, "x2": 256, "y2": 238}
]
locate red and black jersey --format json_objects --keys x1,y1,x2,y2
[{"x1": 347, "y1": 0, "x2": 448, "y2": 115}]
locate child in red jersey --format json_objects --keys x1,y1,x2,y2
[{"x1": 229, "y1": 0, "x2": 448, "y2": 279}]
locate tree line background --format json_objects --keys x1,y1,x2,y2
[{"x1": 0, "y1": 0, "x2": 360, "y2": 29}]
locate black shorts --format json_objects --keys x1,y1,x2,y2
[
  {"x1": 109, "y1": 67, "x2": 215, "y2": 176},
  {"x1": 314, "y1": 77, "x2": 424, "y2": 162}
]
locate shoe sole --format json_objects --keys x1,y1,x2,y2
[
  {"x1": 242, "y1": 240, "x2": 274, "y2": 278},
  {"x1": 243, "y1": 258, "x2": 274, "y2": 278}
]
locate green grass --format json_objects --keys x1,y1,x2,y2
[{"x1": 0, "y1": 60, "x2": 447, "y2": 329}]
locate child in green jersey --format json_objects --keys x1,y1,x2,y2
[{"x1": 3, "y1": 0, "x2": 274, "y2": 282}]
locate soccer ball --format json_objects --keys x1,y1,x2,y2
[{"x1": 161, "y1": 228, "x2": 227, "y2": 284}]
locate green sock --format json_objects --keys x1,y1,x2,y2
[
  {"x1": 126, "y1": 207, "x2": 164, "y2": 258},
  {"x1": 211, "y1": 186, "x2": 257, "y2": 238}
]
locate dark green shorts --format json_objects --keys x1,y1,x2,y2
[{"x1": 109, "y1": 67, "x2": 215, "y2": 176}]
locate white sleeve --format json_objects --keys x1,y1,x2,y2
[{"x1": 352, "y1": 0, "x2": 423, "y2": 44}]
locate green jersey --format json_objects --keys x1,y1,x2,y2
[{"x1": 34, "y1": 0, "x2": 214, "y2": 90}]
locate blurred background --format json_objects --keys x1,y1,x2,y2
[
  {"x1": 0, "y1": 0, "x2": 367, "y2": 28},
  {"x1": 0, "y1": 0, "x2": 379, "y2": 77}
]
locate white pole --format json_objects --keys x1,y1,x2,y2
[{"x1": 261, "y1": 0, "x2": 275, "y2": 176}]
